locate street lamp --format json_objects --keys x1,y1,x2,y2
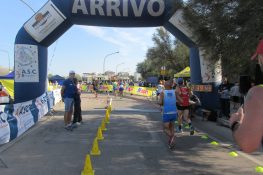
[
  {"x1": 103, "y1": 51, "x2": 119, "y2": 74},
  {"x1": 0, "y1": 49, "x2": 10, "y2": 72},
  {"x1": 116, "y1": 62, "x2": 125, "y2": 75}
]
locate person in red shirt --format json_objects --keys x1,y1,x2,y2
[{"x1": 176, "y1": 78, "x2": 194, "y2": 135}]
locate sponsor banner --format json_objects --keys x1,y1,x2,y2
[
  {"x1": 169, "y1": 9, "x2": 194, "y2": 42},
  {"x1": 99, "y1": 85, "x2": 113, "y2": 92},
  {"x1": 24, "y1": 1, "x2": 66, "y2": 42},
  {"x1": 81, "y1": 85, "x2": 88, "y2": 91},
  {"x1": 0, "y1": 89, "x2": 61, "y2": 145},
  {"x1": 0, "y1": 112, "x2": 11, "y2": 144},
  {"x1": 15, "y1": 44, "x2": 39, "y2": 82},
  {"x1": 52, "y1": 89, "x2": 62, "y2": 105},
  {"x1": 0, "y1": 80, "x2": 14, "y2": 99},
  {"x1": 124, "y1": 86, "x2": 156, "y2": 97},
  {"x1": 192, "y1": 85, "x2": 213, "y2": 92},
  {"x1": 13, "y1": 100, "x2": 36, "y2": 137},
  {"x1": 47, "y1": 91, "x2": 55, "y2": 109},
  {"x1": 199, "y1": 49, "x2": 222, "y2": 83}
]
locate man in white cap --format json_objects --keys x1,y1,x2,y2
[
  {"x1": 61, "y1": 70, "x2": 77, "y2": 131},
  {"x1": 230, "y1": 39, "x2": 263, "y2": 153}
]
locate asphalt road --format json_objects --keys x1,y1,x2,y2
[{"x1": 0, "y1": 93, "x2": 262, "y2": 175}]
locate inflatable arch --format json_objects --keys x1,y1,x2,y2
[{"x1": 15, "y1": 0, "x2": 222, "y2": 109}]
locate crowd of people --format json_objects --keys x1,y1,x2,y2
[
  {"x1": 59, "y1": 39, "x2": 263, "y2": 153},
  {"x1": 157, "y1": 39, "x2": 263, "y2": 152},
  {"x1": 60, "y1": 72, "x2": 131, "y2": 131}
]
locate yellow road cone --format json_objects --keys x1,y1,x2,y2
[
  {"x1": 101, "y1": 119, "x2": 107, "y2": 131},
  {"x1": 96, "y1": 127, "x2": 104, "y2": 140},
  {"x1": 90, "y1": 138, "x2": 101, "y2": 156},
  {"x1": 81, "y1": 154, "x2": 95, "y2": 175},
  {"x1": 105, "y1": 112, "x2": 110, "y2": 124},
  {"x1": 109, "y1": 105, "x2": 112, "y2": 113}
]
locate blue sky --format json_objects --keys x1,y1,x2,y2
[{"x1": 0, "y1": 0, "x2": 159, "y2": 76}]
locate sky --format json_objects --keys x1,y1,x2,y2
[{"x1": 0, "y1": 0, "x2": 159, "y2": 76}]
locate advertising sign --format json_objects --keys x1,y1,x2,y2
[
  {"x1": 0, "y1": 90, "x2": 62, "y2": 145},
  {"x1": 24, "y1": 1, "x2": 66, "y2": 42},
  {"x1": 99, "y1": 85, "x2": 113, "y2": 92},
  {"x1": 192, "y1": 85, "x2": 213, "y2": 92},
  {"x1": 0, "y1": 112, "x2": 11, "y2": 144},
  {"x1": 15, "y1": 44, "x2": 39, "y2": 82},
  {"x1": 169, "y1": 9, "x2": 194, "y2": 41},
  {"x1": 199, "y1": 49, "x2": 222, "y2": 83},
  {"x1": 13, "y1": 100, "x2": 35, "y2": 137}
]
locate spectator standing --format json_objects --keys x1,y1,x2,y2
[
  {"x1": 72, "y1": 78, "x2": 82, "y2": 127},
  {"x1": 218, "y1": 77, "x2": 231, "y2": 118},
  {"x1": 61, "y1": 71, "x2": 77, "y2": 131},
  {"x1": 230, "y1": 82, "x2": 241, "y2": 110}
]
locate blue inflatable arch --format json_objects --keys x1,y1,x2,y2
[{"x1": 15, "y1": 0, "x2": 221, "y2": 109}]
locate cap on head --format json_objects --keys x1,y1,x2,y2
[
  {"x1": 177, "y1": 77, "x2": 183, "y2": 85},
  {"x1": 69, "y1": 70, "x2": 75, "y2": 74},
  {"x1": 251, "y1": 39, "x2": 263, "y2": 60}
]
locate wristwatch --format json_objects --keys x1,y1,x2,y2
[{"x1": 231, "y1": 121, "x2": 240, "y2": 132}]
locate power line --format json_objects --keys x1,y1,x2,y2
[
  {"x1": 19, "y1": 0, "x2": 36, "y2": 13},
  {"x1": 48, "y1": 41, "x2": 59, "y2": 72}
]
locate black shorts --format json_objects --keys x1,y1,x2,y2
[
  {"x1": 176, "y1": 104, "x2": 190, "y2": 111},
  {"x1": 231, "y1": 96, "x2": 240, "y2": 103}
]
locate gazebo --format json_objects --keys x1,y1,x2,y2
[{"x1": 174, "y1": 67, "x2": 190, "y2": 78}]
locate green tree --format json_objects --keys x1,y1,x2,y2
[
  {"x1": 48, "y1": 73, "x2": 53, "y2": 78},
  {"x1": 137, "y1": 27, "x2": 189, "y2": 79},
  {"x1": 75, "y1": 74, "x2": 82, "y2": 81},
  {"x1": 183, "y1": 0, "x2": 263, "y2": 79}
]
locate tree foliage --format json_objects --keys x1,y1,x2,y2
[
  {"x1": 136, "y1": 28, "x2": 189, "y2": 80},
  {"x1": 183, "y1": 0, "x2": 263, "y2": 79}
]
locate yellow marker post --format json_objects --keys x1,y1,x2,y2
[
  {"x1": 184, "y1": 125, "x2": 190, "y2": 129},
  {"x1": 81, "y1": 154, "x2": 95, "y2": 175},
  {"x1": 90, "y1": 138, "x2": 101, "y2": 156},
  {"x1": 201, "y1": 135, "x2": 209, "y2": 139},
  {"x1": 228, "y1": 151, "x2": 238, "y2": 157},
  {"x1": 108, "y1": 105, "x2": 112, "y2": 113},
  {"x1": 96, "y1": 127, "x2": 104, "y2": 141},
  {"x1": 105, "y1": 111, "x2": 110, "y2": 124},
  {"x1": 255, "y1": 166, "x2": 263, "y2": 173},
  {"x1": 210, "y1": 141, "x2": 219, "y2": 146},
  {"x1": 101, "y1": 119, "x2": 107, "y2": 131}
]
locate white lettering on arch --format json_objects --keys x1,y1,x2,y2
[
  {"x1": 90, "y1": 0, "x2": 105, "y2": 16},
  {"x1": 122, "y1": 0, "x2": 128, "y2": 17},
  {"x1": 148, "y1": 0, "x2": 165, "y2": 17},
  {"x1": 72, "y1": 0, "x2": 88, "y2": 14},
  {"x1": 107, "y1": 0, "x2": 121, "y2": 17},
  {"x1": 130, "y1": 0, "x2": 146, "y2": 17}
]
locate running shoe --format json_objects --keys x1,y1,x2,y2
[
  {"x1": 71, "y1": 123, "x2": 78, "y2": 129},
  {"x1": 65, "y1": 125, "x2": 73, "y2": 131},
  {"x1": 176, "y1": 127, "x2": 184, "y2": 133},
  {"x1": 190, "y1": 126, "x2": 195, "y2": 135}
]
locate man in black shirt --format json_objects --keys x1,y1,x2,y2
[{"x1": 218, "y1": 77, "x2": 231, "y2": 118}]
